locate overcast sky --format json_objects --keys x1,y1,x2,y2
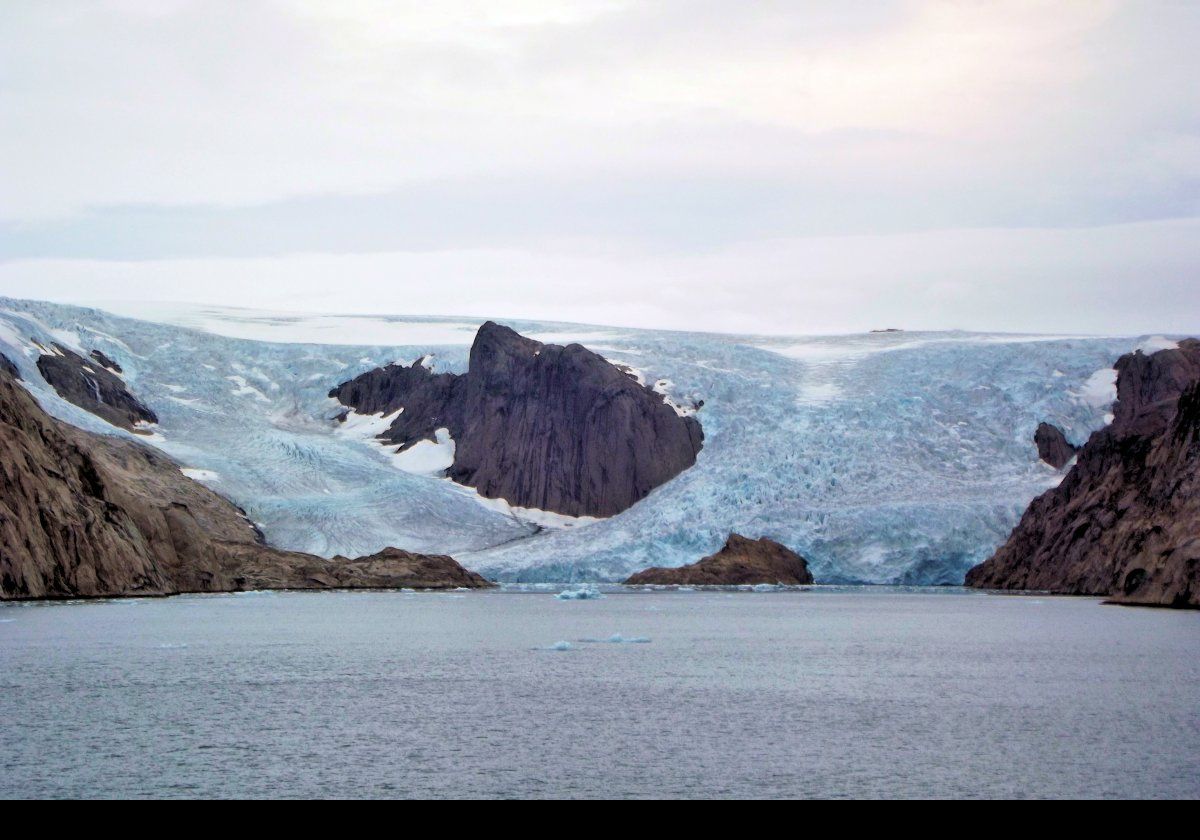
[{"x1": 2, "y1": 1, "x2": 1198, "y2": 335}]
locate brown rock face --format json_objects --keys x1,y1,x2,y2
[
  {"x1": 624, "y1": 534, "x2": 814, "y2": 585},
  {"x1": 35, "y1": 343, "x2": 157, "y2": 430},
  {"x1": 1034, "y1": 422, "x2": 1078, "y2": 469},
  {"x1": 966, "y1": 339, "x2": 1200, "y2": 608},
  {"x1": 0, "y1": 369, "x2": 490, "y2": 600},
  {"x1": 329, "y1": 321, "x2": 704, "y2": 518}
]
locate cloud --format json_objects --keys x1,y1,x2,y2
[
  {"x1": 3, "y1": 218, "x2": 1197, "y2": 336},
  {"x1": 0, "y1": 2, "x2": 1196, "y2": 334}
]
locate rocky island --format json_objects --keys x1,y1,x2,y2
[
  {"x1": 624, "y1": 534, "x2": 814, "y2": 585},
  {"x1": 330, "y1": 321, "x2": 704, "y2": 518},
  {"x1": 0, "y1": 366, "x2": 490, "y2": 599},
  {"x1": 967, "y1": 339, "x2": 1200, "y2": 608},
  {"x1": 35, "y1": 341, "x2": 158, "y2": 431}
]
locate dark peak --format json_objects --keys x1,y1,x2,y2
[
  {"x1": 1112, "y1": 338, "x2": 1200, "y2": 434},
  {"x1": 471, "y1": 320, "x2": 541, "y2": 355},
  {"x1": 331, "y1": 319, "x2": 704, "y2": 517}
]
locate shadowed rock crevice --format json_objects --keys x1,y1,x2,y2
[
  {"x1": 624, "y1": 534, "x2": 814, "y2": 585},
  {"x1": 0, "y1": 367, "x2": 490, "y2": 600},
  {"x1": 329, "y1": 321, "x2": 704, "y2": 517},
  {"x1": 966, "y1": 339, "x2": 1200, "y2": 608}
]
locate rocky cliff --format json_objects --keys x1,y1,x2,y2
[
  {"x1": 330, "y1": 321, "x2": 704, "y2": 517},
  {"x1": 35, "y1": 342, "x2": 157, "y2": 430},
  {"x1": 0, "y1": 368, "x2": 489, "y2": 599},
  {"x1": 624, "y1": 534, "x2": 814, "y2": 585},
  {"x1": 966, "y1": 340, "x2": 1200, "y2": 607},
  {"x1": 1034, "y1": 422, "x2": 1078, "y2": 469}
]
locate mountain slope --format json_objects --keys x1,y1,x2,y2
[
  {"x1": 0, "y1": 298, "x2": 1160, "y2": 583},
  {"x1": 0, "y1": 366, "x2": 488, "y2": 599},
  {"x1": 966, "y1": 340, "x2": 1200, "y2": 607}
]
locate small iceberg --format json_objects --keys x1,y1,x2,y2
[
  {"x1": 556, "y1": 584, "x2": 603, "y2": 600},
  {"x1": 578, "y1": 633, "x2": 652, "y2": 645}
]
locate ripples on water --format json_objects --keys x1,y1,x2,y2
[{"x1": 1, "y1": 588, "x2": 1197, "y2": 799}]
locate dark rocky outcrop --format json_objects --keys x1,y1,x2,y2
[
  {"x1": 966, "y1": 339, "x2": 1200, "y2": 608},
  {"x1": 329, "y1": 321, "x2": 704, "y2": 517},
  {"x1": 0, "y1": 353, "x2": 19, "y2": 380},
  {"x1": 0, "y1": 367, "x2": 490, "y2": 600},
  {"x1": 35, "y1": 343, "x2": 157, "y2": 431},
  {"x1": 89, "y1": 349, "x2": 122, "y2": 373},
  {"x1": 624, "y1": 534, "x2": 814, "y2": 585},
  {"x1": 1034, "y1": 422, "x2": 1078, "y2": 469}
]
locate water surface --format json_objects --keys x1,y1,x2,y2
[{"x1": 2, "y1": 587, "x2": 1197, "y2": 799}]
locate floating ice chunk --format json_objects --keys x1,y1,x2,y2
[
  {"x1": 155, "y1": 643, "x2": 188, "y2": 649},
  {"x1": 549, "y1": 640, "x2": 572, "y2": 651},
  {"x1": 556, "y1": 584, "x2": 604, "y2": 600}
]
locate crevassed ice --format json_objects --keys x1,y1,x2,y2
[{"x1": 0, "y1": 297, "x2": 1157, "y2": 584}]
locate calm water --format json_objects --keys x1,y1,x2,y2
[{"x1": 1, "y1": 587, "x2": 1197, "y2": 799}]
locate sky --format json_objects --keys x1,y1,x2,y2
[{"x1": 1, "y1": 0, "x2": 1198, "y2": 335}]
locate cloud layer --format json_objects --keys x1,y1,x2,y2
[{"x1": 1, "y1": 1, "x2": 1197, "y2": 333}]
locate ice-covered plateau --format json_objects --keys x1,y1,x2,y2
[{"x1": 0, "y1": 298, "x2": 1165, "y2": 584}]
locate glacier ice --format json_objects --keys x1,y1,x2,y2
[
  {"x1": 555, "y1": 584, "x2": 604, "y2": 600},
  {"x1": 0, "y1": 297, "x2": 1160, "y2": 585}
]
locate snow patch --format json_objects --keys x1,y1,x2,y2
[
  {"x1": 461, "y1": 489, "x2": 601, "y2": 530},
  {"x1": 1137, "y1": 336, "x2": 1179, "y2": 354},
  {"x1": 652, "y1": 378, "x2": 699, "y2": 417},
  {"x1": 1073, "y1": 368, "x2": 1118, "y2": 408},
  {"x1": 392, "y1": 428, "x2": 456, "y2": 475},
  {"x1": 180, "y1": 468, "x2": 220, "y2": 482}
]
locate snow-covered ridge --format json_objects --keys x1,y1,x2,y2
[{"x1": 0, "y1": 297, "x2": 1163, "y2": 584}]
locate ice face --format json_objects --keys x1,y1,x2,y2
[{"x1": 0, "y1": 298, "x2": 1150, "y2": 584}]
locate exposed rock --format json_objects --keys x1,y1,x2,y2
[
  {"x1": 966, "y1": 339, "x2": 1200, "y2": 608},
  {"x1": 623, "y1": 534, "x2": 814, "y2": 585},
  {"x1": 89, "y1": 349, "x2": 122, "y2": 373},
  {"x1": 35, "y1": 343, "x2": 157, "y2": 431},
  {"x1": 0, "y1": 367, "x2": 490, "y2": 600},
  {"x1": 0, "y1": 353, "x2": 19, "y2": 380},
  {"x1": 329, "y1": 321, "x2": 704, "y2": 517},
  {"x1": 1034, "y1": 422, "x2": 1078, "y2": 469}
]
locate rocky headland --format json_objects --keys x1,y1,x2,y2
[{"x1": 966, "y1": 339, "x2": 1200, "y2": 608}]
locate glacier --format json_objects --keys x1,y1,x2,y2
[{"x1": 0, "y1": 297, "x2": 1160, "y2": 584}]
